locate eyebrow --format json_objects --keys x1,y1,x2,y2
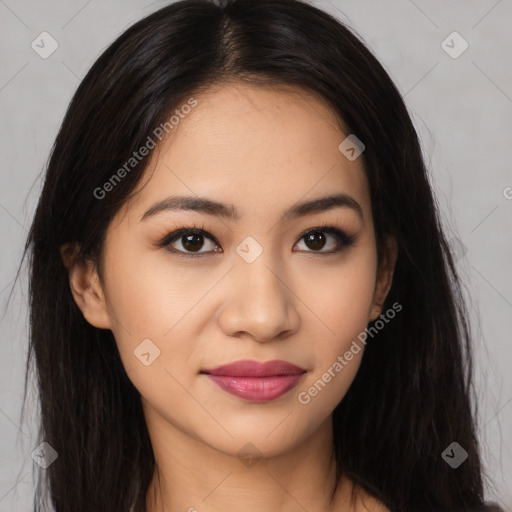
[{"x1": 140, "y1": 193, "x2": 363, "y2": 222}]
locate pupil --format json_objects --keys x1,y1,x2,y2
[
  {"x1": 305, "y1": 232, "x2": 326, "y2": 250},
  {"x1": 183, "y1": 233, "x2": 203, "y2": 252}
]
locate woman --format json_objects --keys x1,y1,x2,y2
[{"x1": 21, "y1": 0, "x2": 503, "y2": 510}]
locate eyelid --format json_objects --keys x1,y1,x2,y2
[
  {"x1": 157, "y1": 222, "x2": 355, "y2": 257},
  {"x1": 298, "y1": 224, "x2": 355, "y2": 248},
  {"x1": 156, "y1": 224, "x2": 220, "y2": 257}
]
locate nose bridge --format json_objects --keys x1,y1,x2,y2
[{"x1": 218, "y1": 239, "x2": 299, "y2": 342}]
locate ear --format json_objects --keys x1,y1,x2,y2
[
  {"x1": 370, "y1": 236, "x2": 398, "y2": 322},
  {"x1": 60, "y1": 242, "x2": 112, "y2": 329}
]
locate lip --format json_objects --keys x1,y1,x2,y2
[
  {"x1": 201, "y1": 359, "x2": 307, "y2": 402},
  {"x1": 203, "y1": 359, "x2": 306, "y2": 377}
]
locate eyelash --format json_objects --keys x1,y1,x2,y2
[{"x1": 156, "y1": 222, "x2": 355, "y2": 258}]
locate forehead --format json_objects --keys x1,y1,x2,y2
[{"x1": 123, "y1": 82, "x2": 370, "y2": 223}]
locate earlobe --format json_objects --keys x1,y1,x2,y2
[
  {"x1": 60, "y1": 242, "x2": 112, "y2": 329},
  {"x1": 370, "y1": 236, "x2": 398, "y2": 322}
]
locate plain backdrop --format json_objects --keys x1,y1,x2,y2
[{"x1": 0, "y1": 0, "x2": 511, "y2": 510}]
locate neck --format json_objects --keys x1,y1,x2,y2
[{"x1": 143, "y1": 412, "x2": 357, "y2": 512}]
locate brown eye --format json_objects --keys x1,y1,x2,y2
[
  {"x1": 159, "y1": 225, "x2": 354, "y2": 258},
  {"x1": 294, "y1": 226, "x2": 355, "y2": 254},
  {"x1": 303, "y1": 231, "x2": 327, "y2": 251},
  {"x1": 160, "y1": 228, "x2": 221, "y2": 256},
  {"x1": 181, "y1": 233, "x2": 206, "y2": 252}
]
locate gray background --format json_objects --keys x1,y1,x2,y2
[{"x1": 0, "y1": 0, "x2": 511, "y2": 510}]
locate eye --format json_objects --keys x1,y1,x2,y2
[
  {"x1": 157, "y1": 224, "x2": 222, "y2": 258},
  {"x1": 293, "y1": 224, "x2": 355, "y2": 254},
  {"x1": 157, "y1": 223, "x2": 355, "y2": 257}
]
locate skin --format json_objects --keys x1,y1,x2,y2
[{"x1": 62, "y1": 82, "x2": 397, "y2": 512}]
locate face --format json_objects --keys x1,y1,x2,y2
[{"x1": 64, "y1": 83, "x2": 396, "y2": 458}]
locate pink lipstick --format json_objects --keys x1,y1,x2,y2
[{"x1": 202, "y1": 359, "x2": 306, "y2": 402}]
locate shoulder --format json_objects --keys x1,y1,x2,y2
[
  {"x1": 335, "y1": 476, "x2": 389, "y2": 512},
  {"x1": 357, "y1": 491, "x2": 390, "y2": 512}
]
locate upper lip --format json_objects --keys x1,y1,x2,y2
[{"x1": 202, "y1": 359, "x2": 306, "y2": 377}]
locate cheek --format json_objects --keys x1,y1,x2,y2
[
  {"x1": 102, "y1": 241, "x2": 194, "y2": 335},
  {"x1": 295, "y1": 247, "x2": 377, "y2": 407},
  {"x1": 302, "y1": 245, "x2": 377, "y2": 341},
  {"x1": 100, "y1": 244, "x2": 204, "y2": 384}
]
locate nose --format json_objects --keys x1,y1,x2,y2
[{"x1": 217, "y1": 252, "x2": 301, "y2": 343}]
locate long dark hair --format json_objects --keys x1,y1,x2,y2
[{"x1": 19, "y1": 0, "x2": 502, "y2": 510}]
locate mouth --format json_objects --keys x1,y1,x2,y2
[{"x1": 201, "y1": 359, "x2": 307, "y2": 402}]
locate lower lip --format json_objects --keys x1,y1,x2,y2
[{"x1": 204, "y1": 373, "x2": 306, "y2": 402}]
